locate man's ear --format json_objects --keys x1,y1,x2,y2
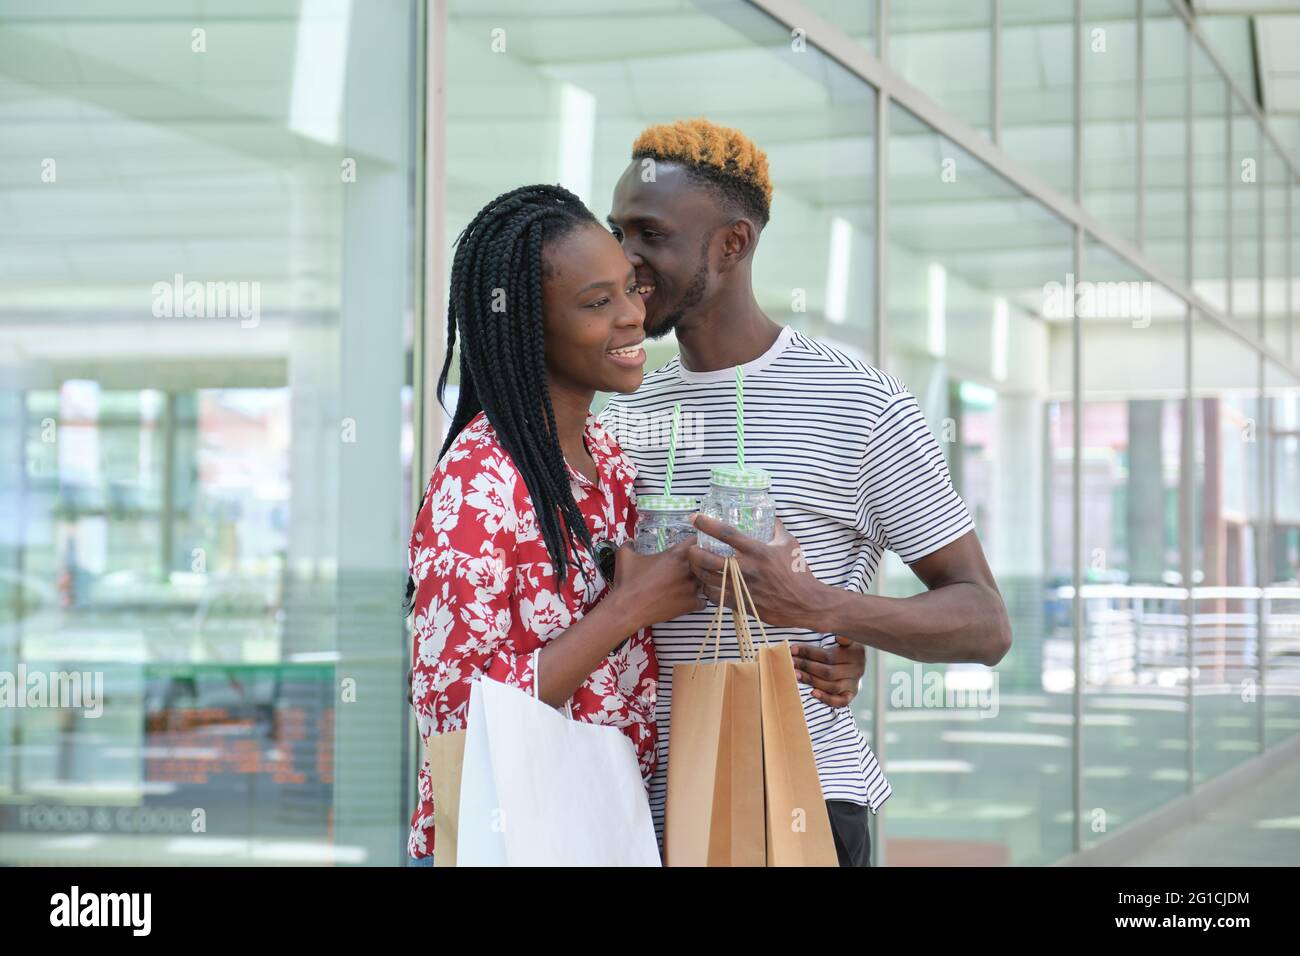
[{"x1": 716, "y1": 218, "x2": 759, "y2": 271}]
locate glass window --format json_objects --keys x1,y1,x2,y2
[
  {"x1": 884, "y1": 104, "x2": 1075, "y2": 865},
  {"x1": 1001, "y1": 0, "x2": 1077, "y2": 197},
  {"x1": 1294, "y1": 181, "x2": 1300, "y2": 363},
  {"x1": 1078, "y1": 240, "x2": 1188, "y2": 846},
  {"x1": 1142, "y1": 0, "x2": 1189, "y2": 281},
  {"x1": 1264, "y1": 143, "x2": 1289, "y2": 356},
  {"x1": 1263, "y1": 361, "x2": 1300, "y2": 750},
  {"x1": 0, "y1": 2, "x2": 419, "y2": 865},
  {"x1": 1082, "y1": 0, "x2": 1139, "y2": 242},
  {"x1": 1230, "y1": 98, "x2": 1261, "y2": 336},
  {"x1": 799, "y1": 0, "x2": 877, "y2": 55},
  {"x1": 890, "y1": 0, "x2": 993, "y2": 137},
  {"x1": 1196, "y1": 14, "x2": 1256, "y2": 100},
  {"x1": 1191, "y1": 42, "x2": 1230, "y2": 314},
  {"x1": 1191, "y1": 316, "x2": 1264, "y2": 783}
]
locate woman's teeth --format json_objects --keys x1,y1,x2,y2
[{"x1": 608, "y1": 345, "x2": 643, "y2": 357}]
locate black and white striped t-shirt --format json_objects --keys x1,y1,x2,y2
[{"x1": 597, "y1": 326, "x2": 974, "y2": 835}]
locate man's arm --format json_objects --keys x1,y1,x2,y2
[
  {"x1": 688, "y1": 516, "x2": 1011, "y2": 667},
  {"x1": 818, "y1": 530, "x2": 1011, "y2": 666}
]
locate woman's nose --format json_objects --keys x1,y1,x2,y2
[{"x1": 619, "y1": 300, "x2": 645, "y2": 327}]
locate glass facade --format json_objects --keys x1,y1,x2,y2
[
  {"x1": 1001, "y1": 0, "x2": 1076, "y2": 196},
  {"x1": 1, "y1": 0, "x2": 420, "y2": 864},
  {"x1": 1, "y1": 0, "x2": 1296, "y2": 867},
  {"x1": 883, "y1": 105, "x2": 1075, "y2": 865},
  {"x1": 1077, "y1": 240, "x2": 1187, "y2": 849}
]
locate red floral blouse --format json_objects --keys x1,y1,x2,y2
[{"x1": 407, "y1": 410, "x2": 657, "y2": 859}]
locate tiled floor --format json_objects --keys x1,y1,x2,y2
[{"x1": 1120, "y1": 752, "x2": 1300, "y2": 866}]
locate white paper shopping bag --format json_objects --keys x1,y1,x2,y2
[{"x1": 456, "y1": 677, "x2": 661, "y2": 867}]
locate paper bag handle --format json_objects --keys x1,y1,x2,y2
[{"x1": 692, "y1": 556, "x2": 771, "y2": 665}]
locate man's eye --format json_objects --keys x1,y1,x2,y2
[
  {"x1": 610, "y1": 228, "x2": 624, "y2": 241},
  {"x1": 642, "y1": 230, "x2": 661, "y2": 241}
]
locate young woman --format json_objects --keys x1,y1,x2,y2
[{"x1": 404, "y1": 184, "x2": 702, "y2": 862}]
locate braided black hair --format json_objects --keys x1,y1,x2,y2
[{"x1": 404, "y1": 184, "x2": 602, "y2": 617}]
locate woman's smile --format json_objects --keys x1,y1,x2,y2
[{"x1": 606, "y1": 339, "x2": 646, "y2": 368}]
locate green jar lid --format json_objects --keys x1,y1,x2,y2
[
  {"x1": 709, "y1": 465, "x2": 772, "y2": 489},
  {"x1": 636, "y1": 493, "x2": 699, "y2": 511}
]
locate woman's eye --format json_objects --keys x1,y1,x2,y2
[{"x1": 588, "y1": 297, "x2": 610, "y2": 308}]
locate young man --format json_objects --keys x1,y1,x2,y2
[{"x1": 598, "y1": 118, "x2": 1012, "y2": 867}]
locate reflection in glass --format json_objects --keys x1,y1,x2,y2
[
  {"x1": 884, "y1": 104, "x2": 1074, "y2": 865},
  {"x1": 0, "y1": 2, "x2": 418, "y2": 865},
  {"x1": 1264, "y1": 363, "x2": 1300, "y2": 749},
  {"x1": 800, "y1": 0, "x2": 877, "y2": 55},
  {"x1": 1191, "y1": 44, "x2": 1230, "y2": 313},
  {"x1": 1001, "y1": 0, "x2": 1075, "y2": 197},
  {"x1": 1083, "y1": 0, "x2": 1139, "y2": 242},
  {"x1": 1191, "y1": 317, "x2": 1263, "y2": 783},
  {"x1": 1230, "y1": 98, "x2": 1261, "y2": 335},
  {"x1": 1263, "y1": 144, "x2": 1289, "y2": 356},
  {"x1": 890, "y1": 0, "x2": 993, "y2": 137},
  {"x1": 1143, "y1": 0, "x2": 1189, "y2": 282},
  {"x1": 1078, "y1": 240, "x2": 1187, "y2": 847}
]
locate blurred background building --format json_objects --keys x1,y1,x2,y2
[{"x1": 1, "y1": 0, "x2": 1297, "y2": 866}]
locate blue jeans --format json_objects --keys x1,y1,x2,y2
[{"x1": 409, "y1": 854, "x2": 434, "y2": 867}]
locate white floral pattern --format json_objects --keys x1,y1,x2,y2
[{"x1": 407, "y1": 410, "x2": 655, "y2": 859}]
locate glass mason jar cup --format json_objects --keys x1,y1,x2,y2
[
  {"x1": 633, "y1": 494, "x2": 699, "y2": 554},
  {"x1": 697, "y1": 465, "x2": 776, "y2": 556}
]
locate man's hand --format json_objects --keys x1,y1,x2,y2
[
  {"x1": 791, "y1": 636, "x2": 866, "y2": 707},
  {"x1": 687, "y1": 514, "x2": 826, "y2": 629}
]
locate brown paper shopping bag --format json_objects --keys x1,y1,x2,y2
[
  {"x1": 757, "y1": 641, "x2": 838, "y2": 866},
  {"x1": 426, "y1": 729, "x2": 466, "y2": 867},
  {"x1": 721, "y1": 562, "x2": 838, "y2": 868},
  {"x1": 664, "y1": 561, "x2": 764, "y2": 867}
]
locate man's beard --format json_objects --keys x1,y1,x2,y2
[{"x1": 646, "y1": 253, "x2": 709, "y2": 340}]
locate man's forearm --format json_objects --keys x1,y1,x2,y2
[{"x1": 807, "y1": 581, "x2": 1011, "y2": 666}]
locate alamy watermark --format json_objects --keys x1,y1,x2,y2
[
  {"x1": 50, "y1": 886, "x2": 150, "y2": 936},
  {"x1": 0, "y1": 665, "x2": 103, "y2": 718},
  {"x1": 151, "y1": 273, "x2": 260, "y2": 328},
  {"x1": 1043, "y1": 272, "x2": 1153, "y2": 328},
  {"x1": 599, "y1": 403, "x2": 706, "y2": 458},
  {"x1": 890, "y1": 662, "x2": 999, "y2": 718}
]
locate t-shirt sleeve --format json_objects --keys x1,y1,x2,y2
[{"x1": 859, "y1": 389, "x2": 974, "y2": 564}]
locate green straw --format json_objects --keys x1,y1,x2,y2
[
  {"x1": 735, "y1": 366, "x2": 745, "y2": 470},
  {"x1": 664, "y1": 402, "x2": 680, "y2": 496},
  {"x1": 658, "y1": 401, "x2": 682, "y2": 552}
]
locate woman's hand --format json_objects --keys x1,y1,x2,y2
[
  {"x1": 608, "y1": 538, "x2": 705, "y2": 631},
  {"x1": 526, "y1": 539, "x2": 703, "y2": 705}
]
